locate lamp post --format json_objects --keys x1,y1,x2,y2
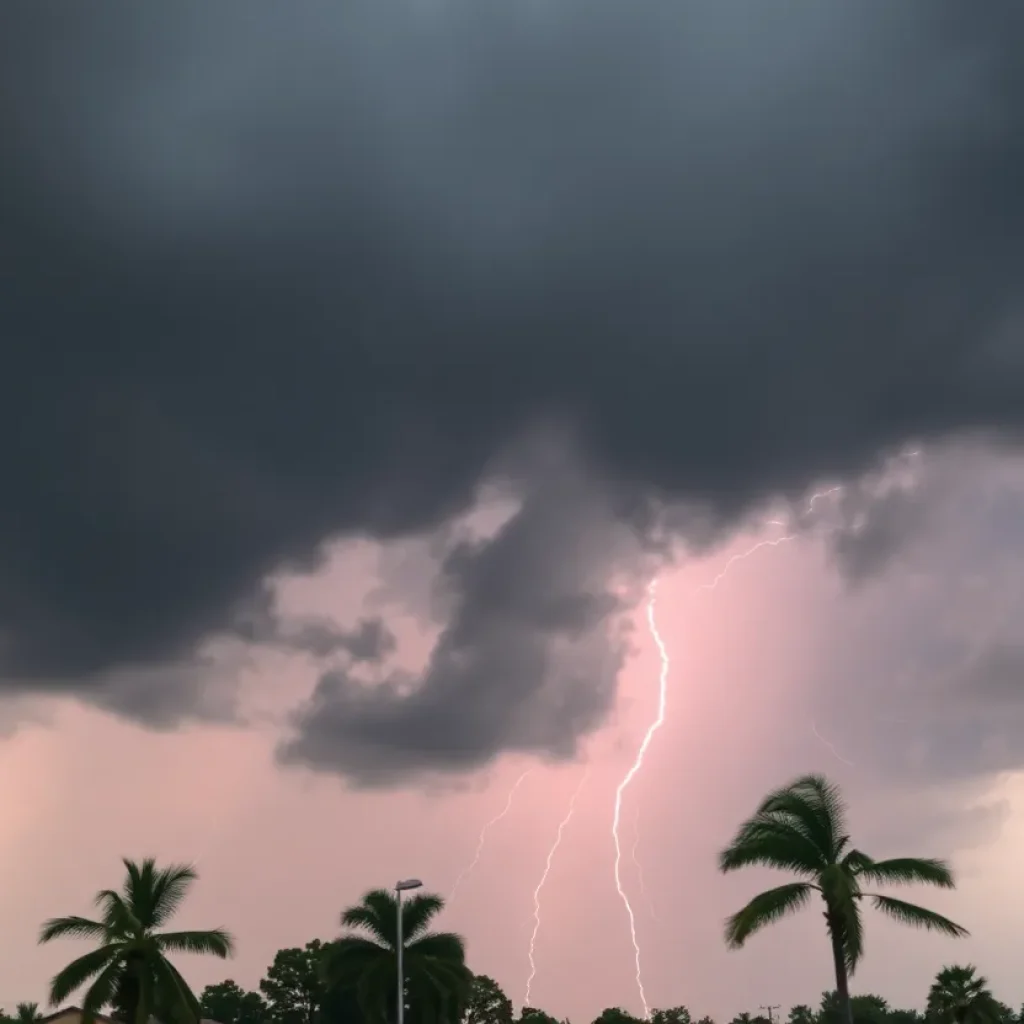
[{"x1": 395, "y1": 878, "x2": 423, "y2": 1024}]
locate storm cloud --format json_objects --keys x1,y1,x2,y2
[
  {"x1": 2, "y1": 1, "x2": 1024, "y2": 771},
  {"x1": 279, "y1": 470, "x2": 638, "y2": 784}
]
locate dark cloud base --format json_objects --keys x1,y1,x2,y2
[
  {"x1": 278, "y1": 470, "x2": 637, "y2": 785},
  {"x1": 2, "y1": 0, "x2": 1024, "y2": 777}
]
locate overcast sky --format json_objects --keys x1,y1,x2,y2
[{"x1": 2, "y1": 1, "x2": 1024, "y2": 1022}]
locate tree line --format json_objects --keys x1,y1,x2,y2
[
  {"x1": 28, "y1": 773, "x2": 996, "y2": 1024},
  {"x1": 195, "y1": 958, "x2": 1019, "y2": 1024}
]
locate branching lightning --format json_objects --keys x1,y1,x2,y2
[
  {"x1": 450, "y1": 769, "x2": 532, "y2": 902},
  {"x1": 524, "y1": 768, "x2": 591, "y2": 1008},
  {"x1": 606, "y1": 484, "x2": 849, "y2": 1015},
  {"x1": 610, "y1": 578, "x2": 670, "y2": 1019},
  {"x1": 533, "y1": 459, "x2": 917, "y2": 1008},
  {"x1": 686, "y1": 487, "x2": 858, "y2": 769},
  {"x1": 691, "y1": 531, "x2": 798, "y2": 596},
  {"x1": 692, "y1": 487, "x2": 843, "y2": 597}
]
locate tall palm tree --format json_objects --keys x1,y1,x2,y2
[
  {"x1": 927, "y1": 966, "x2": 1002, "y2": 1024},
  {"x1": 39, "y1": 858, "x2": 234, "y2": 1024},
  {"x1": 15, "y1": 1004, "x2": 41, "y2": 1024},
  {"x1": 322, "y1": 888, "x2": 470, "y2": 1024},
  {"x1": 718, "y1": 774, "x2": 968, "y2": 1024}
]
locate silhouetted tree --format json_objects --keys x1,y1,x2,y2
[
  {"x1": 260, "y1": 942, "x2": 326, "y2": 1024},
  {"x1": 519, "y1": 1009, "x2": 560, "y2": 1024},
  {"x1": 928, "y1": 966, "x2": 1002, "y2": 1024},
  {"x1": 593, "y1": 1010, "x2": 642, "y2": 1024},
  {"x1": 651, "y1": 1010, "x2": 691, "y2": 1024},
  {"x1": 39, "y1": 858, "x2": 232, "y2": 1024},
  {"x1": 889, "y1": 1011, "x2": 924, "y2": 1024},
  {"x1": 200, "y1": 980, "x2": 268, "y2": 1024},
  {"x1": 719, "y1": 775, "x2": 967, "y2": 1024},
  {"x1": 463, "y1": 977, "x2": 512, "y2": 1024},
  {"x1": 323, "y1": 889, "x2": 469, "y2": 1024}
]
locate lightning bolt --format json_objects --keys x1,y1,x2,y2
[
  {"x1": 692, "y1": 487, "x2": 843, "y2": 597},
  {"x1": 609, "y1": 459, "x2": 918, "y2": 1004},
  {"x1": 449, "y1": 769, "x2": 532, "y2": 902},
  {"x1": 631, "y1": 807, "x2": 658, "y2": 921},
  {"x1": 692, "y1": 532, "x2": 798, "y2": 596},
  {"x1": 810, "y1": 718, "x2": 855, "y2": 767},
  {"x1": 686, "y1": 490, "x2": 857, "y2": 769},
  {"x1": 611, "y1": 578, "x2": 670, "y2": 1019},
  {"x1": 607, "y1": 484, "x2": 846, "y2": 1004},
  {"x1": 523, "y1": 768, "x2": 591, "y2": 1008}
]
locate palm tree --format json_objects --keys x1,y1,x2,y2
[
  {"x1": 39, "y1": 858, "x2": 234, "y2": 1024},
  {"x1": 322, "y1": 888, "x2": 470, "y2": 1024},
  {"x1": 15, "y1": 1004, "x2": 41, "y2": 1024},
  {"x1": 718, "y1": 774, "x2": 968, "y2": 1024},
  {"x1": 927, "y1": 966, "x2": 1002, "y2": 1024}
]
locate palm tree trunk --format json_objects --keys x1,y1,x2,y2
[
  {"x1": 114, "y1": 970, "x2": 141, "y2": 1024},
  {"x1": 828, "y1": 930, "x2": 855, "y2": 1024},
  {"x1": 114, "y1": 959, "x2": 149, "y2": 1024}
]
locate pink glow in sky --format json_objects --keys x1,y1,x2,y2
[{"x1": 3, "y1": 448, "x2": 1024, "y2": 1023}]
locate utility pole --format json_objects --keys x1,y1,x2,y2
[{"x1": 760, "y1": 1006, "x2": 781, "y2": 1024}]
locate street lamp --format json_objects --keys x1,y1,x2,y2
[{"x1": 395, "y1": 879, "x2": 423, "y2": 1024}]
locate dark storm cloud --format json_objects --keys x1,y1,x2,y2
[
  {"x1": 284, "y1": 619, "x2": 397, "y2": 664},
  {"x1": 233, "y1": 599, "x2": 398, "y2": 664},
  {"x1": 804, "y1": 448, "x2": 1024, "y2": 789},
  {"x1": 278, "y1": 472, "x2": 637, "y2": 785},
  {"x1": 3, "y1": 1, "x2": 1024, "y2": 763}
]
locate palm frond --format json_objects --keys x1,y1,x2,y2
[
  {"x1": 931, "y1": 963, "x2": 986, "y2": 994},
  {"x1": 719, "y1": 813, "x2": 827, "y2": 876},
  {"x1": 817, "y1": 861, "x2": 864, "y2": 972},
  {"x1": 841, "y1": 849, "x2": 873, "y2": 873},
  {"x1": 415, "y1": 959, "x2": 472, "y2": 1000},
  {"x1": 927, "y1": 964, "x2": 1000, "y2": 1024},
  {"x1": 122, "y1": 859, "x2": 156, "y2": 926},
  {"x1": 406, "y1": 957, "x2": 471, "y2": 1024},
  {"x1": 354, "y1": 957, "x2": 393, "y2": 1024},
  {"x1": 794, "y1": 774, "x2": 847, "y2": 836},
  {"x1": 757, "y1": 775, "x2": 845, "y2": 860},
  {"x1": 838, "y1": 889, "x2": 864, "y2": 975},
  {"x1": 401, "y1": 893, "x2": 445, "y2": 940},
  {"x1": 95, "y1": 889, "x2": 142, "y2": 938},
  {"x1": 723, "y1": 882, "x2": 814, "y2": 948},
  {"x1": 156, "y1": 928, "x2": 234, "y2": 958},
  {"x1": 79, "y1": 957, "x2": 126, "y2": 1024},
  {"x1": 151, "y1": 954, "x2": 202, "y2": 1024},
  {"x1": 321, "y1": 936, "x2": 389, "y2": 989},
  {"x1": 405, "y1": 931, "x2": 466, "y2": 962},
  {"x1": 854, "y1": 856, "x2": 956, "y2": 889},
  {"x1": 165, "y1": 958, "x2": 204, "y2": 1024},
  {"x1": 48, "y1": 944, "x2": 124, "y2": 1006},
  {"x1": 339, "y1": 905, "x2": 382, "y2": 934},
  {"x1": 150, "y1": 864, "x2": 199, "y2": 929},
  {"x1": 342, "y1": 890, "x2": 395, "y2": 946},
  {"x1": 871, "y1": 895, "x2": 969, "y2": 938},
  {"x1": 39, "y1": 916, "x2": 109, "y2": 944}
]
